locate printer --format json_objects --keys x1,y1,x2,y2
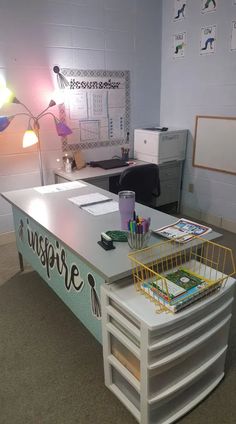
[{"x1": 134, "y1": 127, "x2": 188, "y2": 164}]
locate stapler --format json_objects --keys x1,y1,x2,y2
[{"x1": 98, "y1": 232, "x2": 115, "y2": 250}]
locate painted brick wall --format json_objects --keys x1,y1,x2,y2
[
  {"x1": 0, "y1": 0, "x2": 162, "y2": 234},
  {"x1": 161, "y1": 0, "x2": 236, "y2": 232}
]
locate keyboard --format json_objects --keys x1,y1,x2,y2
[{"x1": 90, "y1": 159, "x2": 129, "y2": 170}]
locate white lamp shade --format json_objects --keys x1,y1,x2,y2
[
  {"x1": 22, "y1": 129, "x2": 38, "y2": 148},
  {"x1": 0, "y1": 86, "x2": 13, "y2": 108}
]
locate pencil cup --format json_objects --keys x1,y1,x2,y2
[
  {"x1": 118, "y1": 191, "x2": 135, "y2": 230},
  {"x1": 121, "y1": 147, "x2": 129, "y2": 161},
  {"x1": 121, "y1": 151, "x2": 129, "y2": 161},
  {"x1": 127, "y1": 231, "x2": 151, "y2": 250}
]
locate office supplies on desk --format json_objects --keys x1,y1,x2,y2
[
  {"x1": 121, "y1": 147, "x2": 130, "y2": 161},
  {"x1": 127, "y1": 214, "x2": 151, "y2": 249},
  {"x1": 89, "y1": 158, "x2": 129, "y2": 170},
  {"x1": 35, "y1": 181, "x2": 86, "y2": 193},
  {"x1": 98, "y1": 232, "x2": 115, "y2": 250},
  {"x1": 69, "y1": 192, "x2": 110, "y2": 207},
  {"x1": 69, "y1": 192, "x2": 119, "y2": 215},
  {"x1": 105, "y1": 230, "x2": 128, "y2": 242},
  {"x1": 82, "y1": 200, "x2": 119, "y2": 216}
]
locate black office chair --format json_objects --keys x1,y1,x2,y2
[{"x1": 117, "y1": 163, "x2": 161, "y2": 207}]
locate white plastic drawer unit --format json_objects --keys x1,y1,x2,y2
[
  {"x1": 134, "y1": 128, "x2": 188, "y2": 164},
  {"x1": 101, "y1": 276, "x2": 235, "y2": 424}
]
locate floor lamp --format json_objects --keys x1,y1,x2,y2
[{"x1": 0, "y1": 96, "x2": 72, "y2": 186}]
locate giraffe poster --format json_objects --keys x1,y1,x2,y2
[
  {"x1": 173, "y1": 32, "x2": 186, "y2": 58},
  {"x1": 200, "y1": 26, "x2": 216, "y2": 55},
  {"x1": 230, "y1": 21, "x2": 236, "y2": 50},
  {"x1": 174, "y1": 0, "x2": 187, "y2": 21},
  {"x1": 201, "y1": 0, "x2": 217, "y2": 13}
]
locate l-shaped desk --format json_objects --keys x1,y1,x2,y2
[
  {"x1": 54, "y1": 159, "x2": 184, "y2": 212},
  {"x1": 2, "y1": 182, "x2": 235, "y2": 424}
]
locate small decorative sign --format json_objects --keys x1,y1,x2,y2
[
  {"x1": 230, "y1": 21, "x2": 236, "y2": 50},
  {"x1": 173, "y1": 32, "x2": 186, "y2": 58},
  {"x1": 201, "y1": 0, "x2": 217, "y2": 14},
  {"x1": 200, "y1": 26, "x2": 216, "y2": 55},
  {"x1": 174, "y1": 0, "x2": 187, "y2": 21}
]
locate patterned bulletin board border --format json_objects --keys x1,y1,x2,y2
[{"x1": 58, "y1": 68, "x2": 130, "y2": 152}]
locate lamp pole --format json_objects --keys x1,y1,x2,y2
[{"x1": 33, "y1": 119, "x2": 44, "y2": 186}]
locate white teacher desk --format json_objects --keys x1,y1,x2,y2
[
  {"x1": 54, "y1": 159, "x2": 184, "y2": 212},
  {"x1": 1, "y1": 182, "x2": 235, "y2": 424}
]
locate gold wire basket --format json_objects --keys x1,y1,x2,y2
[{"x1": 128, "y1": 237, "x2": 236, "y2": 314}]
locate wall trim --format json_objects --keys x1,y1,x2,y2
[{"x1": 181, "y1": 206, "x2": 236, "y2": 234}]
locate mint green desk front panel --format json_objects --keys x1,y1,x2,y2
[{"x1": 13, "y1": 206, "x2": 104, "y2": 343}]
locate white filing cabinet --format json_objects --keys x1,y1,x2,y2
[
  {"x1": 155, "y1": 161, "x2": 183, "y2": 211},
  {"x1": 101, "y1": 277, "x2": 235, "y2": 424}
]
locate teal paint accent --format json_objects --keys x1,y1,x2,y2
[{"x1": 14, "y1": 207, "x2": 104, "y2": 343}]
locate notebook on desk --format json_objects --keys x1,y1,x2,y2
[{"x1": 90, "y1": 159, "x2": 129, "y2": 170}]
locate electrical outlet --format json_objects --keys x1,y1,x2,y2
[{"x1": 188, "y1": 183, "x2": 194, "y2": 193}]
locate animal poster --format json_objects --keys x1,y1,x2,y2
[
  {"x1": 174, "y1": 0, "x2": 187, "y2": 21},
  {"x1": 201, "y1": 0, "x2": 217, "y2": 13},
  {"x1": 173, "y1": 32, "x2": 186, "y2": 58},
  {"x1": 200, "y1": 26, "x2": 216, "y2": 55},
  {"x1": 230, "y1": 21, "x2": 236, "y2": 50}
]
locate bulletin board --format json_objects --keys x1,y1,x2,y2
[
  {"x1": 58, "y1": 68, "x2": 130, "y2": 152},
  {"x1": 193, "y1": 115, "x2": 236, "y2": 175}
]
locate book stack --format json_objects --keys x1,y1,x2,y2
[{"x1": 141, "y1": 267, "x2": 221, "y2": 313}]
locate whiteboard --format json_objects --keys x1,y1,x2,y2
[{"x1": 193, "y1": 115, "x2": 236, "y2": 175}]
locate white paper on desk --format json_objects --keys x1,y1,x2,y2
[
  {"x1": 82, "y1": 200, "x2": 119, "y2": 215},
  {"x1": 68, "y1": 192, "x2": 110, "y2": 206},
  {"x1": 35, "y1": 181, "x2": 86, "y2": 194}
]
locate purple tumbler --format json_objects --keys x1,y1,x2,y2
[{"x1": 118, "y1": 190, "x2": 135, "y2": 230}]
